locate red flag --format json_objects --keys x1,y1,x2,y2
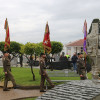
[
  {"x1": 43, "y1": 22, "x2": 51, "y2": 53},
  {"x1": 4, "y1": 18, "x2": 10, "y2": 51}
]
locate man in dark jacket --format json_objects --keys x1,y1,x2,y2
[{"x1": 71, "y1": 53, "x2": 78, "y2": 72}]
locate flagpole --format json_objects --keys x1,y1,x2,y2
[{"x1": 44, "y1": 46, "x2": 45, "y2": 54}]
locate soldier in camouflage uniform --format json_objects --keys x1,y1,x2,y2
[
  {"x1": 77, "y1": 53, "x2": 87, "y2": 80},
  {"x1": 39, "y1": 53, "x2": 54, "y2": 92},
  {"x1": 2, "y1": 51, "x2": 17, "y2": 91}
]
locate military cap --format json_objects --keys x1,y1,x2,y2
[
  {"x1": 78, "y1": 53, "x2": 83, "y2": 56},
  {"x1": 40, "y1": 53, "x2": 45, "y2": 57},
  {"x1": 3, "y1": 51, "x2": 8, "y2": 54}
]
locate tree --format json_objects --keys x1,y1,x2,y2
[
  {"x1": 38, "y1": 41, "x2": 63, "y2": 55},
  {"x1": 0, "y1": 42, "x2": 5, "y2": 53},
  {"x1": 0, "y1": 41, "x2": 23, "y2": 67},
  {"x1": 10, "y1": 41, "x2": 22, "y2": 54},
  {"x1": 51, "y1": 41, "x2": 63, "y2": 55},
  {"x1": 35, "y1": 43, "x2": 44, "y2": 55},
  {"x1": 23, "y1": 42, "x2": 36, "y2": 81},
  {"x1": 0, "y1": 41, "x2": 22, "y2": 54}
]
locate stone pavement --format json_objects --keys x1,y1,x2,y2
[{"x1": 36, "y1": 80, "x2": 100, "y2": 100}]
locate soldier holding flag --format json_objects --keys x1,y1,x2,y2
[
  {"x1": 39, "y1": 22, "x2": 54, "y2": 92},
  {"x1": 2, "y1": 18, "x2": 18, "y2": 91}
]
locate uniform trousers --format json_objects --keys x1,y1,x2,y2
[
  {"x1": 40, "y1": 72, "x2": 53, "y2": 91},
  {"x1": 4, "y1": 69, "x2": 16, "y2": 90}
]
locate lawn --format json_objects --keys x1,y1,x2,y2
[{"x1": 0, "y1": 67, "x2": 92, "y2": 86}]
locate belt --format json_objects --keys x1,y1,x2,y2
[{"x1": 80, "y1": 68, "x2": 85, "y2": 69}]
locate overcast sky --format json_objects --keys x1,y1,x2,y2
[{"x1": 0, "y1": 0, "x2": 100, "y2": 45}]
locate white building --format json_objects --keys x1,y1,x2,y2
[{"x1": 65, "y1": 39, "x2": 84, "y2": 57}]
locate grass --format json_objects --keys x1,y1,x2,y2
[
  {"x1": 0, "y1": 67, "x2": 92, "y2": 86},
  {"x1": 87, "y1": 72, "x2": 92, "y2": 79},
  {"x1": 12, "y1": 67, "x2": 41, "y2": 86}
]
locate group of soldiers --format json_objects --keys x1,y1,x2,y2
[
  {"x1": 2, "y1": 51, "x2": 88, "y2": 92},
  {"x1": 2, "y1": 51, "x2": 54, "y2": 92}
]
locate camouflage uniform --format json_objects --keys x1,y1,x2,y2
[
  {"x1": 39, "y1": 57, "x2": 54, "y2": 91},
  {"x1": 2, "y1": 56, "x2": 16, "y2": 90},
  {"x1": 77, "y1": 58, "x2": 87, "y2": 80}
]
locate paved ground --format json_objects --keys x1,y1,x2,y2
[
  {"x1": 36, "y1": 80, "x2": 100, "y2": 100},
  {"x1": 0, "y1": 81, "x2": 44, "y2": 100},
  {"x1": 0, "y1": 88, "x2": 43, "y2": 100}
]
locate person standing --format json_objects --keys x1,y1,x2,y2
[
  {"x1": 2, "y1": 51, "x2": 17, "y2": 91},
  {"x1": 71, "y1": 53, "x2": 78, "y2": 72},
  {"x1": 39, "y1": 53, "x2": 54, "y2": 92},
  {"x1": 77, "y1": 53, "x2": 87, "y2": 80}
]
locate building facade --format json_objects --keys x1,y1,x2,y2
[{"x1": 65, "y1": 39, "x2": 84, "y2": 57}]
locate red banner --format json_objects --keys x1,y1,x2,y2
[
  {"x1": 4, "y1": 18, "x2": 10, "y2": 51},
  {"x1": 43, "y1": 22, "x2": 51, "y2": 53}
]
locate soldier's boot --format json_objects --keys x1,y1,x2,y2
[{"x1": 3, "y1": 77, "x2": 9, "y2": 91}]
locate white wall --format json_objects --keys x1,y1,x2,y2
[
  {"x1": 66, "y1": 46, "x2": 83, "y2": 57},
  {"x1": 71, "y1": 47, "x2": 75, "y2": 57}
]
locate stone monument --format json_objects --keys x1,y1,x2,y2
[{"x1": 87, "y1": 19, "x2": 100, "y2": 79}]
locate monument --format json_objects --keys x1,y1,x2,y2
[{"x1": 86, "y1": 19, "x2": 100, "y2": 79}]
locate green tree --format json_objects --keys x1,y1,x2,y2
[
  {"x1": 20, "y1": 45, "x2": 25, "y2": 54},
  {"x1": 10, "y1": 41, "x2": 22, "y2": 55},
  {"x1": 24, "y1": 42, "x2": 35, "y2": 55},
  {"x1": 51, "y1": 41, "x2": 63, "y2": 55},
  {"x1": 23, "y1": 42, "x2": 36, "y2": 81},
  {"x1": 0, "y1": 41, "x2": 5, "y2": 53},
  {"x1": 35, "y1": 43, "x2": 44, "y2": 56},
  {"x1": 0, "y1": 41, "x2": 24, "y2": 68},
  {"x1": 0, "y1": 41, "x2": 22, "y2": 54}
]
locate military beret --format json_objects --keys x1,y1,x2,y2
[
  {"x1": 3, "y1": 51, "x2": 8, "y2": 54},
  {"x1": 40, "y1": 53, "x2": 45, "y2": 57},
  {"x1": 78, "y1": 53, "x2": 83, "y2": 55}
]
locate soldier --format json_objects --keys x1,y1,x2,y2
[
  {"x1": 2, "y1": 51, "x2": 18, "y2": 91},
  {"x1": 77, "y1": 53, "x2": 87, "y2": 80},
  {"x1": 39, "y1": 53, "x2": 54, "y2": 92}
]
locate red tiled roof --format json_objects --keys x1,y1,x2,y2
[{"x1": 66, "y1": 39, "x2": 84, "y2": 46}]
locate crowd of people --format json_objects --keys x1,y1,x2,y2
[{"x1": 59, "y1": 52, "x2": 91, "y2": 80}]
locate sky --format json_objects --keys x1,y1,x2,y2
[{"x1": 0, "y1": 0, "x2": 100, "y2": 45}]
